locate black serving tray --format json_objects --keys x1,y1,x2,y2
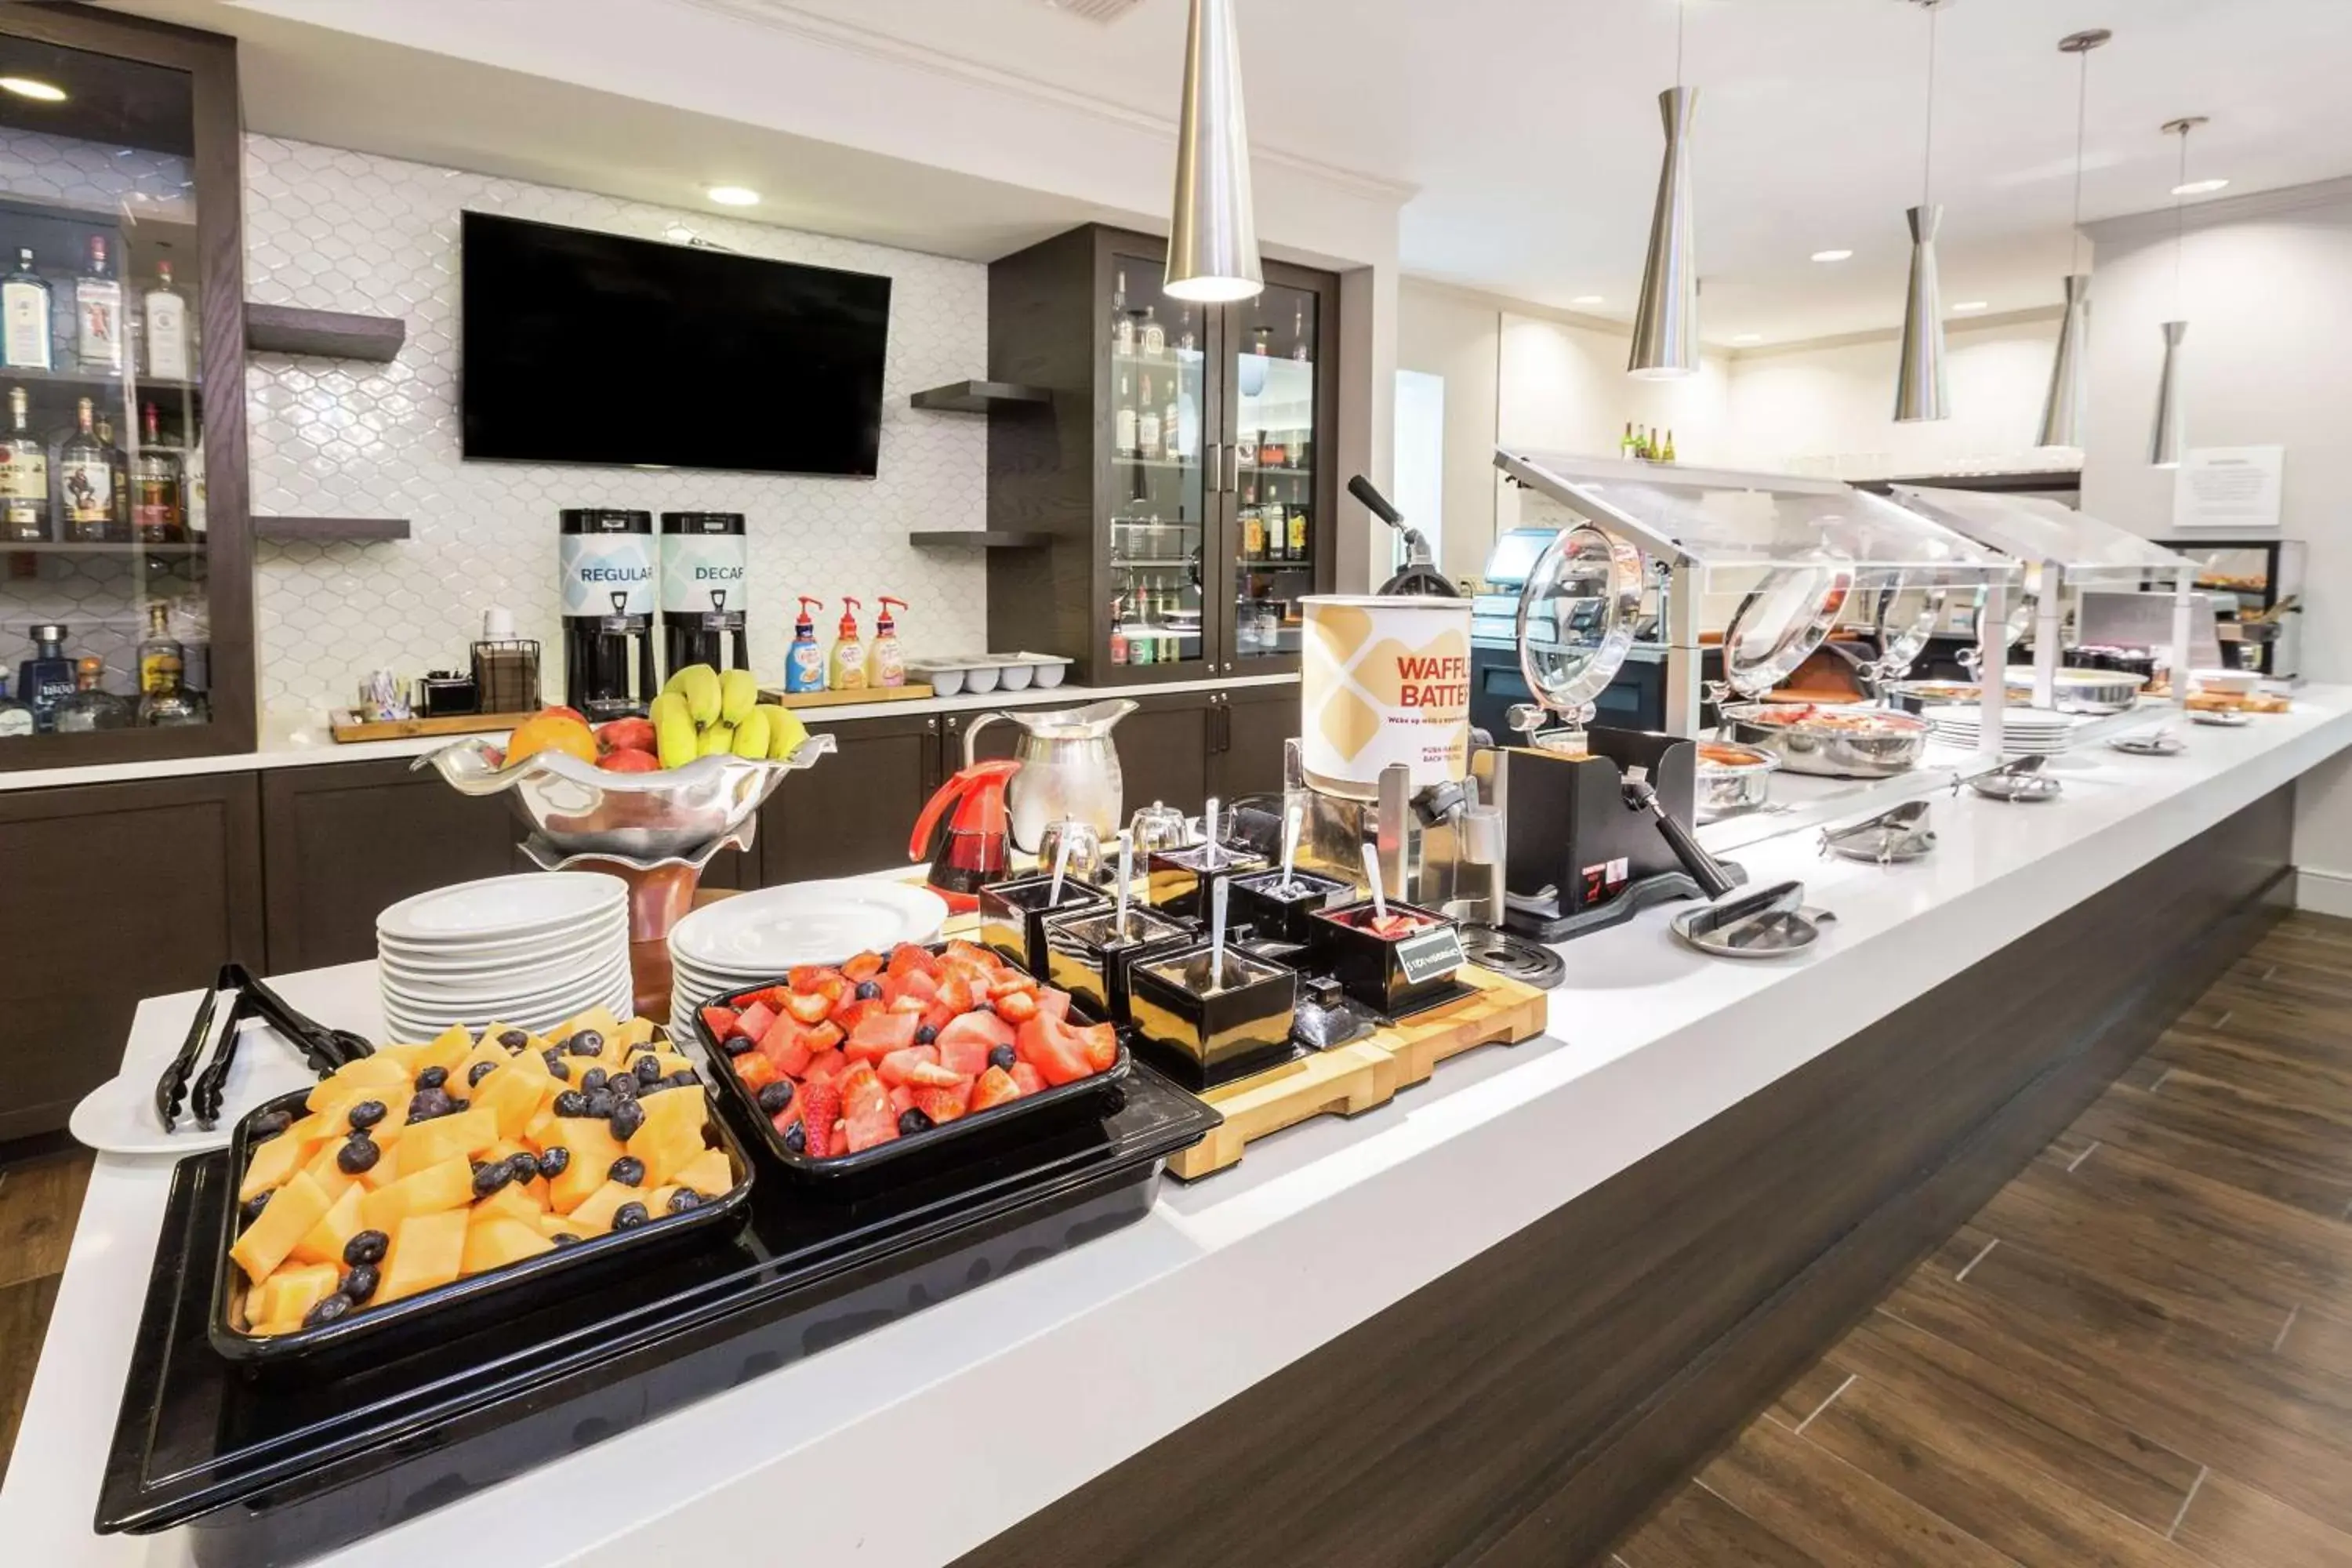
[
  {"x1": 97, "y1": 1064, "x2": 1217, "y2": 1566},
  {"x1": 210, "y1": 1083, "x2": 755, "y2": 1365},
  {"x1": 699, "y1": 970, "x2": 1131, "y2": 1189}
]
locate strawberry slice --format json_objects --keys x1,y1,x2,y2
[
  {"x1": 968, "y1": 1065, "x2": 1022, "y2": 1111},
  {"x1": 1010, "y1": 1062, "x2": 1047, "y2": 1096},
  {"x1": 784, "y1": 990, "x2": 833, "y2": 1025},
  {"x1": 734, "y1": 1051, "x2": 779, "y2": 1091},
  {"x1": 804, "y1": 1020, "x2": 845, "y2": 1054},
  {"x1": 912, "y1": 1084, "x2": 968, "y2": 1125},
  {"x1": 935, "y1": 973, "x2": 979, "y2": 1015},
  {"x1": 877, "y1": 1044, "x2": 942, "y2": 1088},
  {"x1": 788, "y1": 964, "x2": 843, "y2": 995},
  {"x1": 906, "y1": 1059, "x2": 968, "y2": 1090},
  {"x1": 887, "y1": 943, "x2": 942, "y2": 980},
  {"x1": 831, "y1": 997, "x2": 880, "y2": 1033},
  {"x1": 699, "y1": 1004, "x2": 742, "y2": 1041},
  {"x1": 944, "y1": 940, "x2": 998, "y2": 970},
  {"x1": 1075, "y1": 1021, "x2": 1118, "y2": 1074},
  {"x1": 993, "y1": 989, "x2": 1040, "y2": 1024},
  {"x1": 841, "y1": 952, "x2": 885, "y2": 984},
  {"x1": 839, "y1": 1066, "x2": 898, "y2": 1152},
  {"x1": 1016, "y1": 1018, "x2": 1092, "y2": 1087},
  {"x1": 988, "y1": 971, "x2": 1040, "y2": 1001},
  {"x1": 797, "y1": 1081, "x2": 841, "y2": 1158}
]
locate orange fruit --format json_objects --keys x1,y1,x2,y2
[{"x1": 506, "y1": 713, "x2": 599, "y2": 767}]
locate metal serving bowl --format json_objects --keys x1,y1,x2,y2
[
  {"x1": 1720, "y1": 703, "x2": 1929, "y2": 779},
  {"x1": 2005, "y1": 666, "x2": 2147, "y2": 716},
  {"x1": 416, "y1": 732, "x2": 837, "y2": 860},
  {"x1": 1693, "y1": 740, "x2": 1779, "y2": 822}
]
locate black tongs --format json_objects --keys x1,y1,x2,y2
[{"x1": 153, "y1": 964, "x2": 376, "y2": 1134}]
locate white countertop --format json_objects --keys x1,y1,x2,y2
[
  {"x1": 0, "y1": 672, "x2": 1300, "y2": 795},
  {"x1": 9, "y1": 689, "x2": 2350, "y2": 1568}
]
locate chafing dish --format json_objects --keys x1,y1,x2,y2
[
  {"x1": 1720, "y1": 702, "x2": 1929, "y2": 779},
  {"x1": 1693, "y1": 740, "x2": 1778, "y2": 821}
]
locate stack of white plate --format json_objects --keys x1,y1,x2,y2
[
  {"x1": 377, "y1": 873, "x2": 633, "y2": 1042},
  {"x1": 1926, "y1": 706, "x2": 2081, "y2": 757},
  {"x1": 666, "y1": 880, "x2": 949, "y2": 1043}
]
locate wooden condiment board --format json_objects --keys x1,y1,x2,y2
[
  {"x1": 1165, "y1": 964, "x2": 1549, "y2": 1181},
  {"x1": 328, "y1": 709, "x2": 537, "y2": 743},
  {"x1": 761, "y1": 683, "x2": 936, "y2": 710}
]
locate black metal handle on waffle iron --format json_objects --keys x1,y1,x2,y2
[{"x1": 1621, "y1": 770, "x2": 1740, "y2": 901}]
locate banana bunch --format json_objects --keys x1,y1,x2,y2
[{"x1": 649, "y1": 664, "x2": 810, "y2": 769}]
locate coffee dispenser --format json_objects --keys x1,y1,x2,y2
[
  {"x1": 659, "y1": 510, "x2": 750, "y2": 680},
  {"x1": 558, "y1": 507, "x2": 657, "y2": 722}
]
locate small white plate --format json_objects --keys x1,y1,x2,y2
[
  {"x1": 669, "y1": 880, "x2": 947, "y2": 972},
  {"x1": 70, "y1": 1020, "x2": 318, "y2": 1156},
  {"x1": 377, "y1": 873, "x2": 629, "y2": 945}
]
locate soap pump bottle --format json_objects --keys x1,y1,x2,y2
[
  {"x1": 869, "y1": 596, "x2": 908, "y2": 688},
  {"x1": 785, "y1": 595, "x2": 826, "y2": 694},
  {"x1": 829, "y1": 597, "x2": 868, "y2": 691}
]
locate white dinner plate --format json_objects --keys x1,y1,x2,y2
[
  {"x1": 377, "y1": 873, "x2": 629, "y2": 945},
  {"x1": 381, "y1": 963, "x2": 633, "y2": 1017},
  {"x1": 378, "y1": 923, "x2": 627, "y2": 972},
  {"x1": 384, "y1": 981, "x2": 632, "y2": 1042},
  {"x1": 380, "y1": 949, "x2": 631, "y2": 1004},
  {"x1": 669, "y1": 880, "x2": 948, "y2": 973},
  {"x1": 70, "y1": 1019, "x2": 318, "y2": 1156}
]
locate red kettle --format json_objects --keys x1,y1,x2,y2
[{"x1": 909, "y1": 759, "x2": 1020, "y2": 913}]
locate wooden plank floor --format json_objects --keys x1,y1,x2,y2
[
  {"x1": 0, "y1": 1135, "x2": 93, "y2": 1491},
  {"x1": 1611, "y1": 911, "x2": 2352, "y2": 1567}
]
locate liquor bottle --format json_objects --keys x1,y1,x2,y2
[
  {"x1": 1175, "y1": 309, "x2": 1197, "y2": 356},
  {"x1": 1661, "y1": 429, "x2": 1678, "y2": 464},
  {"x1": 1242, "y1": 485, "x2": 1266, "y2": 562},
  {"x1": 1136, "y1": 373, "x2": 1162, "y2": 460},
  {"x1": 1646, "y1": 426, "x2": 1661, "y2": 461},
  {"x1": 132, "y1": 401, "x2": 182, "y2": 543},
  {"x1": 1620, "y1": 420, "x2": 1637, "y2": 459},
  {"x1": 1290, "y1": 306, "x2": 1310, "y2": 363},
  {"x1": 16, "y1": 622, "x2": 73, "y2": 731},
  {"x1": 1, "y1": 249, "x2": 50, "y2": 370},
  {"x1": 1163, "y1": 376, "x2": 1184, "y2": 460},
  {"x1": 60, "y1": 397, "x2": 112, "y2": 542},
  {"x1": 1111, "y1": 270, "x2": 1135, "y2": 358},
  {"x1": 0, "y1": 386, "x2": 46, "y2": 541},
  {"x1": 1139, "y1": 306, "x2": 1165, "y2": 359},
  {"x1": 1287, "y1": 505, "x2": 1308, "y2": 561},
  {"x1": 137, "y1": 600, "x2": 184, "y2": 699},
  {"x1": 0, "y1": 672, "x2": 31, "y2": 738},
  {"x1": 183, "y1": 437, "x2": 205, "y2": 539},
  {"x1": 53, "y1": 655, "x2": 131, "y2": 732},
  {"x1": 1114, "y1": 372, "x2": 1138, "y2": 459},
  {"x1": 1108, "y1": 598, "x2": 1128, "y2": 667},
  {"x1": 141, "y1": 259, "x2": 191, "y2": 382},
  {"x1": 75, "y1": 235, "x2": 122, "y2": 372},
  {"x1": 1262, "y1": 485, "x2": 1286, "y2": 562},
  {"x1": 96, "y1": 412, "x2": 129, "y2": 539},
  {"x1": 1251, "y1": 325, "x2": 1273, "y2": 361}
]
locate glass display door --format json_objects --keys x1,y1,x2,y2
[
  {"x1": 1104, "y1": 251, "x2": 1212, "y2": 674},
  {"x1": 1226, "y1": 274, "x2": 1323, "y2": 666}
]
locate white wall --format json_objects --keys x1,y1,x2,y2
[{"x1": 2078, "y1": 176, "x2": 2352, "y2": 899}]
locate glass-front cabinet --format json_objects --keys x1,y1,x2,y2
[
  {"x1": 984, "y1": 226, "x2": 1337, "y2": 684},
  {"x1": 0, "y1": 8, "x2": 250, "y2": 765}
]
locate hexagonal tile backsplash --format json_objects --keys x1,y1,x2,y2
[{"x1": 243, "y1": 136, "x2": 988, "y2": 735}]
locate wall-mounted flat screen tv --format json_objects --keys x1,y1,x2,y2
[{"x1": 461, "y1": 211, "x2": 891, "y2": 477}]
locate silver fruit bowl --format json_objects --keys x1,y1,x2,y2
[{"x1": 416, "y1": 732, "x2": 837, "y2": 860}]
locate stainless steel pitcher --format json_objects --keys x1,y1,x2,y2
[{"x1": 964, "y1": 699, "x2": 1137, "y2": 854}]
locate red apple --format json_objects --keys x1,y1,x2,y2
[
  {"x1": 597, "y1": 717, "x2": 659, "y2": 753},
  {"x1": 597, "y1": 747, "x2": 662, "y2": 772}
]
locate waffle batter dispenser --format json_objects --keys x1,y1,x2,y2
[{"x1": 1491, "y1": 726, "x2": 1723, "y2": 942}]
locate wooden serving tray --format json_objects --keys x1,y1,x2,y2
[
  {"x1": 760, "y1": 683, "x2": 936, "y2": 710},
  {"x1": 1165, "y1": 964, "x2": 1548, "y2": 1180},
  {"x1": 328, "y1": 710, "x2": 536, "y2": 743}
]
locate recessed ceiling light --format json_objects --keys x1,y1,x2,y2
[
  {"x1": 706, "y1": 186, "x2": 760, "y2": 207},
  {"x1": 1952, "y1": 300, "x2": 1989, "y2": 312},
  {"x1": 0, "y1": 77, "x2": 66, "y2": 103},
  {"x1": 1731, "y1": 333, "x2": 1762, "y2": 344},
  {"x1": 1571, "y1": 295, "x2": 1604, "y2": 306},
  {"x1": 1810, "y1": 249, "x2": 1854, "y2": 263},
  {"x1": 2172, "y1": 177, "x2": 2230, "y2": 196}
]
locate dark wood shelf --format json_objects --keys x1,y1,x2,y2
[
  {"x1": 909, "y1": 530, "x2": 1051, "y2": 550},
  {"x1": 245, "y1": 303, "x2": 405, "y2": 362},
  {"x1": 0, "y1": 363, "x2": 197, "y2": 396},
  {"x1": 909, "y1": 379, "x2": 1050, "y2": 414},
  {"x1": 253, "y1": 514, "x2": 409, "y2": 543},
  {"x1": 0, "y1": 538, "x2": 201, "y2": 556}
]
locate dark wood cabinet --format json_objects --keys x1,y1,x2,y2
[
  {"x1": 760, "y1": 711, "x2": 945, "y2": 885},
  {"x1": 0, "y1": 772, "x2": 262, "y2": 1140},
  {"x1": 1215, "y1": 684, "x2": 1294, "y2": 799},
  {"x1": 1115, "y1": 692, "x2": 1216, "y2": 817}
]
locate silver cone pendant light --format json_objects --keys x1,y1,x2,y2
[
  {"x1": 2038, "y1": 28, "x2": 2110, "y2": 448},
  {"x1": 1628, "y1": 2, "x2": 1698, "y2": 379},
  {"x1": 2148, "y1": 117, "x2": 2205, "y2": 467},
  {"x1": 1894, "y1": 0, "x2": 1951, "y2": 423},
  {"x1": 1165, "y1": 0, "x2": 1263, "y2": 303}
]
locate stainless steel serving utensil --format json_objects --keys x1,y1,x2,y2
[
  {"x1": 1967, "y1": 753, "x2": 2063, "y2": 803},
  {"x1": 2107, "y1": 728, "x2": 2185, "y2": 757},
  {"x1": 1819, "y1": 800, "x2": 1936, "y2": 865},
  {"x1": 1670, "y1": 883, "x2": 1837, "y2": 959}
]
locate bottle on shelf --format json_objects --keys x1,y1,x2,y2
[
  {"x1": 1139, "y1": 305, "x2": 1165, "y2": 359},
  {"x1": 828, "y1": 598, "x2": 867, "y2": 691},
  {"x1": 16, "y1": 622, "x2": 73, "y2": 731},
  {"x1": 75, "y1": 235, "x2": 122, "y2": 372},
  {"x1": 1287, "y1": 504, "x2": 1308, "y2": 562},
  {"x1": 96, "y1": 411, "x2": 129, "y2": 540},
  {"x1": 1175, "y1": 309, "x2": 1197, "y2": 356},
  {"x1": 136, "y1": 600, "x2": 184, "y2": 700},
  {"x1": 1163, "y1": 376, "x2": 1185, "y2": 460},
  {"x1": 1128, "y1": 583, "x2": 1155, "y2": 667},
  {"x1": 1111, "y1": 269, "x2": 1135, "y2": 358},
  {"x1": 183, "y1": 437, "x2": 206, "y2": 539},
  {"x1": 1241, "y1": 485, "x2": 1266, "y2": 562},
  {"x1": 1, "y1": 385, "x2": 48, "y2": 542},
  {"x1": 2, "y1": 249, "x2": 50, "y2": 371},
  {"x1": 1251, "y1": 325, "x2": 1273, "y2": 361},
  {"x1": 1290, "y1": 305, "x2": 1310, "y2": 364},
  {"x1": 54, "y1": 655, "x2": 131, "y2": 732},
  {"x1": 0, "y1": 672, "x2": 31, "y2": 738},
  {"x1": 784, "y1": 595, "x2": 826, "y2": 693},
  {"x1": 1661, "y1": 429, "x2": 1678, "y2": 464},
  {"x1": 1136, "y1": 372, "x2": 1162, "y2": 460},
  {"x1": 1260, "y1": 432, "x2": 1287, "y2": 470},
  {"x1": 132, "y1": 401, "x2": 183, "y2": 543},
  {"x1": 1646, "y1": 426, "x2": 1661, "y2": 461},
  {"x1": 1114, "y1": 372, "x2": 1138, "y2": 459},
  {"x1": 142, "y1": 259, "x2": 191, "y2": 382},
  {"x1": 869, "y1": 596, "x2": 906, "y2": 688},
  {"x1": 1108, "y1": 598, "x2": 1128, "y2": 667},
  {"x1": 1620, "y1": 420, "x2": 1637, "y2": 459},
  {"x1": 60, "y1": 397, "x2": 113, "y2": 543}
]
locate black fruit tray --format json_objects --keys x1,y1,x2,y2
[
  {"x1": 209, "y1": 1084, "x2": 756, "y2": 1365},
  {"x1": 96, "y1": 1063, "x2": 1218, "y2": 1568},
  {"x1": 699, "y1": 975, "x2": 1130, "y2": 1189}
]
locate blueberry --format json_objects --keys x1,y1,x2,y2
[
  {"x1": 637, "y1": 1077, "x2": 671, "y2": 1097},
  {"x1": 415, "y1": 1065, "x2": 449, "y2": 1091},
  {"x1": 783, "y1": 1122, "x2": 806, "y2": 1155},
  {"x1": 467, "y1": 1060, "x2": 498, "y2": 1088},
  {"x1": 580, "y1": 1066, "x2": 608, "y2": 1094},
  {"x1": 498, "y1": 1029, "x2": 529, "y2": 1050},
  {"x1": 633, "y1": 1055, "x2": 663, "y2": 1086},
  {"x1": 240, "y1": 1192, "x2": 272, "y2": 1226},
  {"x1": 336, "y1": 1134, "x2": 380, "y2": 1174},
  {"x1": 536, "y1": 1145, "x2": 571, "y2": 1180},
  {"x1": 343, "y1": 1229, "x2": 389, "y2": 1266},
  {"x1": 608, "y1": 1156, "x2": 646, "y2": 1186},
  {"x1": 407, "y1": 1087, "x2": 454, "y2": 1122},
  {"x1": 721, "y1": 1035, "x2": 756, "y2": 1057},
  {"x1": 552, "y1": 1090, "x2": 590, "y2": 1119},
  {"x1": 506, "y1": 1152, "x2": 540, "y2": 1185},
  {"x1": 470, "y1": 1160, "x2": 513, "y2": 1198},
  {"x1": 249, "y1": 1108, "x2": 293, "y2": 1139},
  {"x1": 898, "y1": 1108, "x2": 934, "y2": 1135},
  {"x1": 303, "y1": 1294, "x2": 354, "y2": 1329},
  {"x1": 607, "y1": 1073, "x2": 639, "y2": 1102},
  {"x1": 446, "y1": 1097, "x2": 470, "y2": 1114},
  {"x1": 541, "y1": 1046, "x2": 565, "y2": 1071},
  {"x1": 550, "y1": 1232, "x2": 583, "y2": 1247},
  {"x1": 913, "y1": 1024, "x2": 938, "y2": 1046},
  {"x1": 346, "y1": 1098, "x2": 387, "y2": 1131},
  {"x1": 547, "y1": 1058, "x2": 572, "y2": 1082},
  {"x1": 341, "y1": 1263, "x2": 380, "y2": 1304},
  {"x1": 988, "y1": 1044, "x2": 1018, "y2": 1071},
  {"x1": 583, "y1": 1089, "x2": 615, "y2": 1120},
  {"x1": 668, "y1": 1069, "x2": 700, "y2": 1088},
  {"x1": 612, "y1": 1201, "x2": 650, "y2": 1230},
  {"x1": 567, "y1": 1029, "x2": 604, "y2": 1058},
  {"x1": 756, "y1": 1080, "x2": 794, "y2": 1115},
  {"x1": 668, "y1": 1189, "x2": 704, "y2": 1213},
  {"x1": 608, "y1": 1099, "x2": 645, "y2": 1142},
  {"x1": 855, "y1": 980, "x2": 883, "y2": 1000}
]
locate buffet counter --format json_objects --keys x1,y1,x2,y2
[{"x1": 9, "y1": 690, "x2": 2350, "y2": 1568}]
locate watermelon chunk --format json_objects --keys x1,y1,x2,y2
[
  {"x1": 733, "y1": 999, "x2": 778, "y2": 1044},
  {"x1": 846, "y1": 1011, "x2": 921, "y2": 1064},
  {"x1": 938, "y1": 1033, "x2": 993, "y2": 1079},
  {"x1": 877, "y1": 1044, "x2": 942, "y2": 1088},
  {"x1": 935, "y1": 1009, "x2": 1014, "y2": 1058},
  {"x1": 1036, "y1": 989, "x2": 1072, "y2": 1023},
  {"x1": 1010, "y1": 1062, "x2": 1047, "y2": 1096},
  {"x1": 699, "y1": 1004, "x2": 742, "y2": 1041},
  {"x1": 758, "y1": 1014, "x2": 815, "y2": 1078},
  {"x1": 838, "y1": 1067, "x2": 898, "y2": 1152},
  {"x1": 1016, "y1": 1018, "x2": 1093, "y2": 1087}
]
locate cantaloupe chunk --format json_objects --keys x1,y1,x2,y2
[
  {"x1": 631, "y1": 1121, "x2": 703, "y2": 1189},
  {"x1": 554, "y1": 1004, "x2": 619, "y2": 1050},
  {"x1": 546, "y1": 1117, "x2": 625, "y2": 1213},
  {"x1": 304, "y1": 1054, "x2": 408, "y2": 1109},
  {"x1": 669, "y1": 1147, "x2": 734, "y2": 1198},
  {"x1": 358, "y1": 1154, "x2": 473, "y2": 1235},
  {"x1": 503, "y1": 1040, "x2": 554, "y2": 1081},
  {"x1": 298, "y1": 1138, "x2": 360, "y2": 1204},
  {"x1": 470, "y1": 1179, "x2": 548, "y2": 1225},
  {"x1": 231, "y1": 1170, "x2": 334, "y2": 1283},
  {"x1": 237, "y1": 1123, "x2": 319, "y2": 1202},
  {"x1": 562, "y1": 1179, "x2": 642, "y2": 1235},
  {"x1": 359, "y1": 1138, "x2": 402, "y2": 1189},
  {"x1": 471, "y1": 1065, "x2": 545, "y2": 1142},
  {"x1": 289, "y1": 1182, "x2": 366, "y2": 1267},
  {"x1": 458, "y1": 1036, "x2": 512, "y2": 1079},
  {"x1": 615, "y1": 1015, "x2": 657, "y2": 1051},
  {"x1": 378, "y1": 1209, "x2": 469, "y2": 1304},
  {"x1": 461, "y1": 1215, "x2": 556, "y2": 1275},
  {"x1": 246, "y1": 1261, "x2": 342, "y2": 1333},
  {"x1": 395, "y1": 1105, "x2": 499, "y2": 1172},
  {"x1": 636, "y1": 1083, "x2": 705, "y2": 1142},
  {"x1": 535, "y1": 1209, "x2": 593, "y2": 1241},
  {"x1": 650, "y1": 1051, "x2": 696, "y2": 1078}
]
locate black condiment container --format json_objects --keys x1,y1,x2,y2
[
  {"x1": 1226, "y1": 869, "x2": 1352, "y2": 945},
  {"x1": 979, "y1": 874, "x2": 1112, "y2": 978},
  {"x1": 1041, "y1": 903, "x2": 1196, "y2": 1023},
  {"x1": 1309, "y1": 899, "x2": 1467, "y2": 1014},
  {"x1": 1145, "y1": 843, "x2": 1269, "y2": 920},
  {"x1": 1126, "y1": 944, "x2": 1298, "y2": 1090}
]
